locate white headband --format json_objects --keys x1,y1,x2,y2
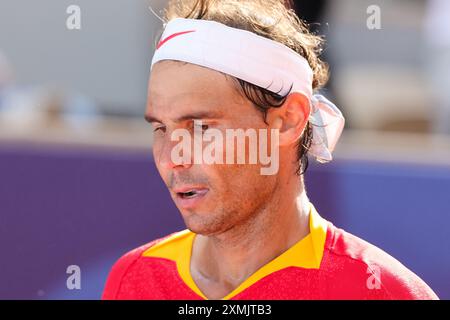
[{"x1": 151, "y1": 18, "x2": 345, "y2": 163}]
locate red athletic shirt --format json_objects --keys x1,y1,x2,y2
[{"x1": 102, "y1": 203, "x2": 438, "y2": 300}]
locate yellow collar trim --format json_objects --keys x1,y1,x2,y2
[{"x1": 142, "y1": 202, "x2": 328, "y2": 300}]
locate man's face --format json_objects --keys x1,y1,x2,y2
[{"x1": 146, "y1": 61, "x2": 280, "y2": 236}]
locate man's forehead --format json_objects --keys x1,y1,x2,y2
[
  {"x1": 147, "y1": 90, "x2": 222, "y2": 116},
  {"x1": 149, "y1": 60, "x2": 244, "y2": 100},
  {"x1": 148, "y1": 83, "x2": 245, "y2": 113},
  {"x1": 147, "y1": 61, "x2": 252, "y2": 121},
  {"x1": 149, "y1": 89, "x2": 211, "y2": 104},
  {"x1": 146, "y1": 88, "x2": 229, "y2": 122}
]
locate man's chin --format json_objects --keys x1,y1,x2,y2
[
  {"x1": 184, "y1": 220, "x2": 215, "y2": 236},
  {"x1": 181, "y1": 213, "x2": 225, "y2": 236}
]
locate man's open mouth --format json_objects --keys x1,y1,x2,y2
[
  {"x1": 176, "y1": 188, "x2": 208, "y2": 199},
  {"x1": 177, "y1": 190, "x2": 197, "y2": 199}
]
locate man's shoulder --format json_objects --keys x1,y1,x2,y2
[
  {"x1": 102, "y1": 229, "x2": 190, "y2": 299},
  {"x1": 323, "y1": 223, "x2": 438, "y2": 299}
]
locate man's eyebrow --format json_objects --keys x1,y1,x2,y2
[
  {"x1": 145, "y1": 111, "x2": 224, "y2": 124},
  {"x1": 176, "y1": 111, "x2": 224, "y2": 122},
  {"x1": 144, "y1": 114, "x2": 162, "y2": 123}
]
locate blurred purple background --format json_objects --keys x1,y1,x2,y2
[{"x1": 0, "y1": 142, "x2": 448, "y2": 299}]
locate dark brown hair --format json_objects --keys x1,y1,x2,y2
[{"x1": 159, "y1": 0, "x2": 329, "y2": 175}]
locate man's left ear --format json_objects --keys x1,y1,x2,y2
[{"x1": 266, "y1": 92, "x2": 311, "y2": 147}]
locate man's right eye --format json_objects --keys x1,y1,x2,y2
[{"x1": 153, "y1": 126, "x2": 166, "y2": 133}]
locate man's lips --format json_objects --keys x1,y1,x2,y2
[
  {"x1": 173, "y1": 186, "x2": 208, "y2": 196},
  {"x1": 172, "y1": 187, "x2": 209, "y2": 208}
]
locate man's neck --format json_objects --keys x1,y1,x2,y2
[{"x1": 190, "y1": 178, "x2": 311, "y2": 298}]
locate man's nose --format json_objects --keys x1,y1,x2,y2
[{"x1": 156, "y1": 135, "x2": 193, "y2": 171}]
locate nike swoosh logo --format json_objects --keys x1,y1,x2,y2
[{"x1": 157, "y1": 30, "x2": 196, "y2": 50}]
